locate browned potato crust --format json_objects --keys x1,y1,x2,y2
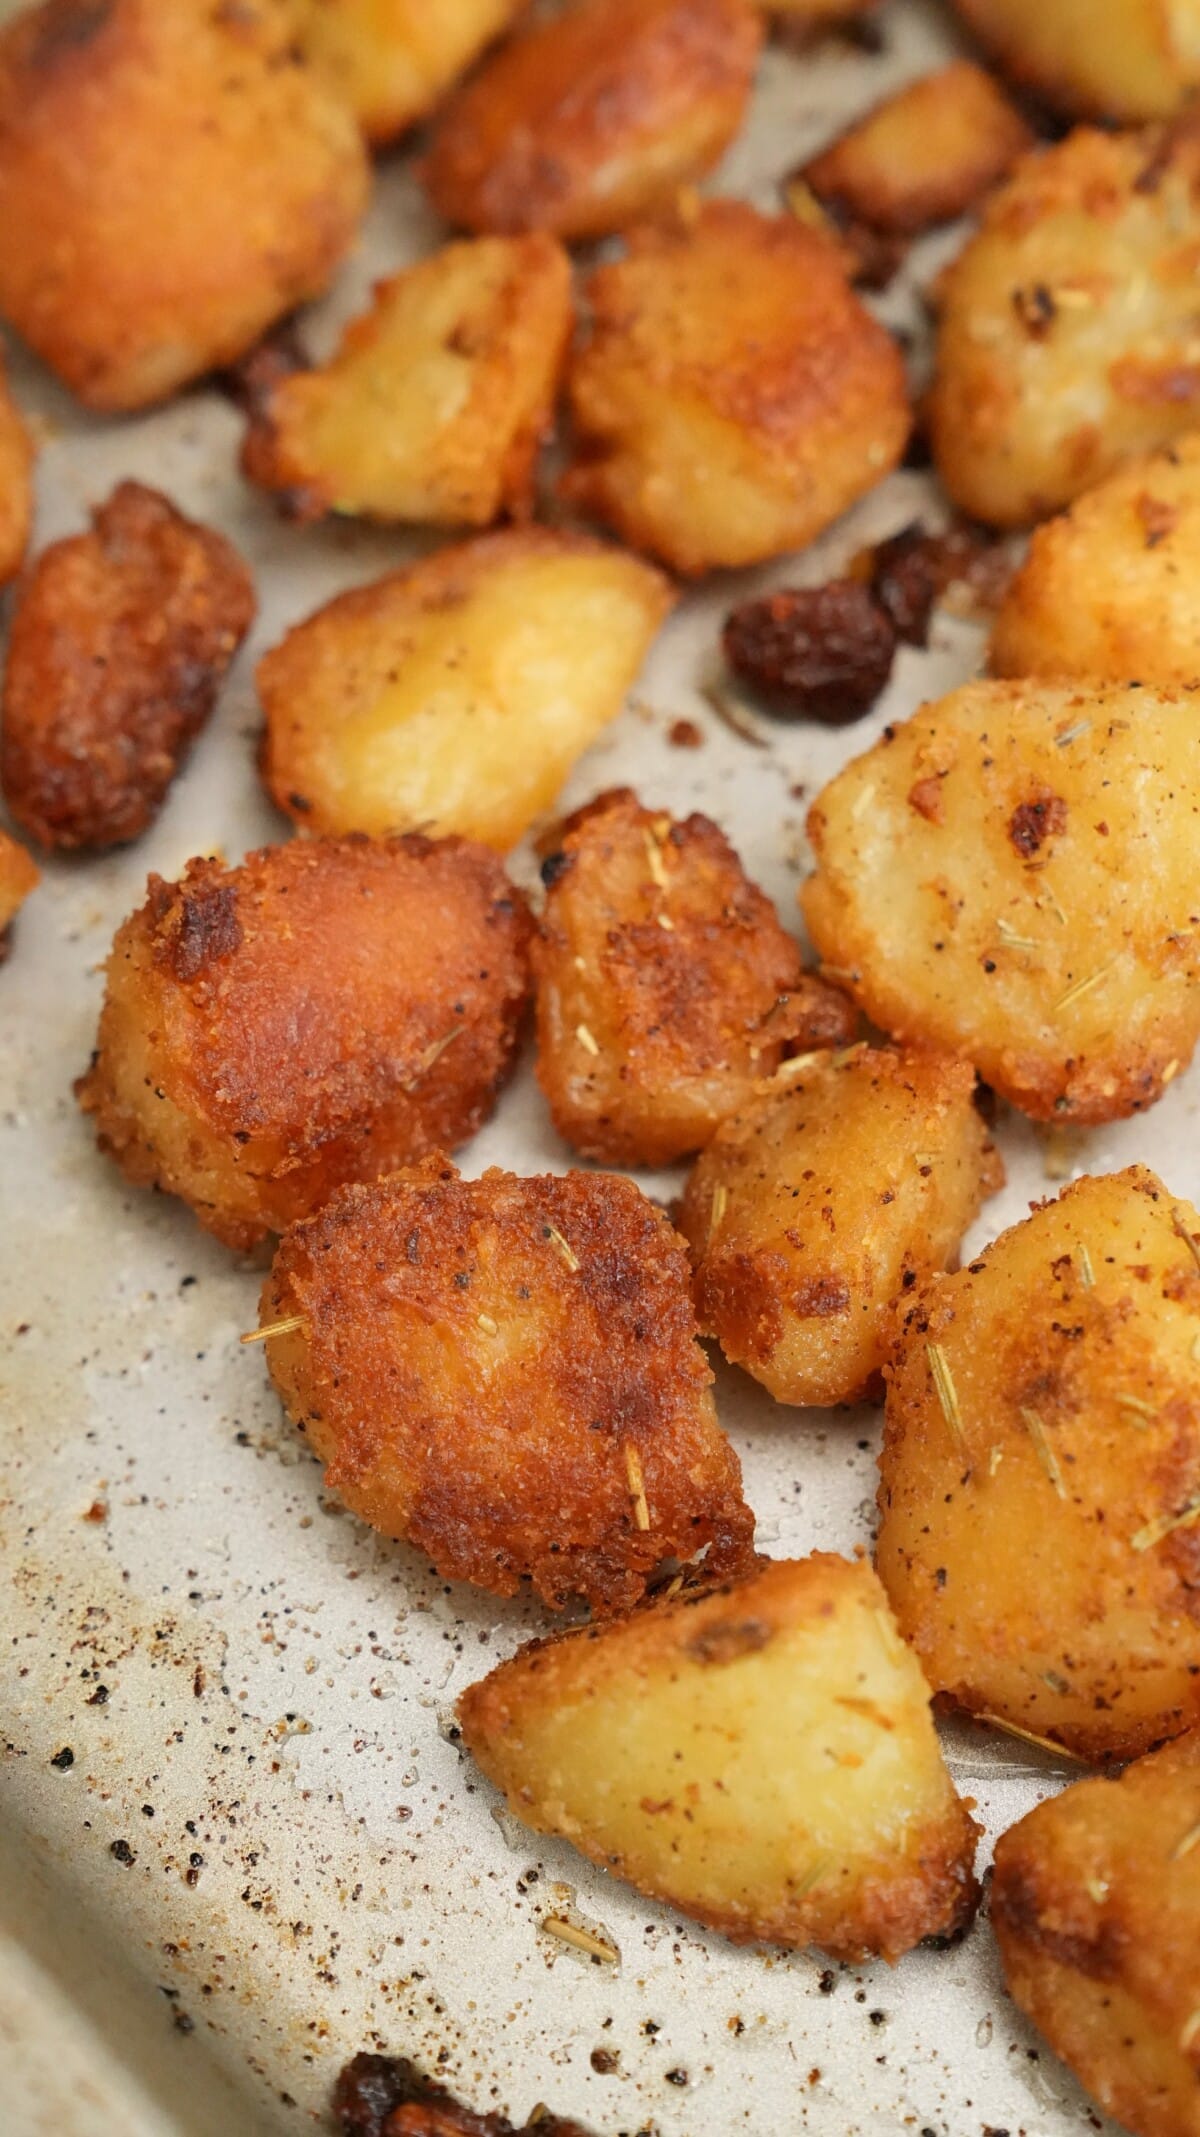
[
  {"x1": 0, "y1": 349, "x2": 33, "y2": 588},
  {"x1": 422, "y1": 0, "x2": 762, "y2": 242},
  {"x1": 678, "y1": 1047, "x2": 1002, "y2": 1408},
  {"x1": 764, "y1": 0, "x2": 878, "y2": 20},
  {"x1": 801, "y1": 679, "x2": 1200, "y2": 1125},
  {"x1": 258, "y1": 1159, "x2": 754, "y2": 1613},
  {"x1": 0, "y1": 829, "x2": 39, "y2": 961},
  {"x1": 1, "y1": 482, "x2": 255, "y2": 852},
  {"x1": 532, "y1": 788, "x2": 856, "y2": 1167},
  {"x1": 0, "y1": 0, "x2": 369, "y2": 412},
  {"x1": 77, "y1": 836, "x2": 531, "y2": 1251},
  {"x1": 993, "y1": 1732, "x2": 1200, "y2": 2137},
  {"x1": 952, "y1": 0, "x2": 1200, "y2": 122},
  {"x1": 928, "y1": 121, "x2": 1200, "y2": 528},
  {"x1": 801, "y1": 61, "x2": 1033, "y2": 236},
  {"x1": 562, "y1": 201, "x2": 909, "y2": 575},
  {"x1": 877, "y1": 1167, "x2": 1200, "y2": 1764},
  {"x1": 295, "y1": 0, "x2": 530, "y2": 146},
  {"x1": 459, "y1": 1554, "x2": 980, "y2": 1958}
]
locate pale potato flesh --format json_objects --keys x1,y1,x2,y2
[
  {"x1": 952, "y1": 0, "x2": 1200, "y2": 119},
  {"x1": 295, "y1": 0, "x2": 528, "y2": 144}
]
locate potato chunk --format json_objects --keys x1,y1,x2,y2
[
  {"x1": 951, "y1": 0, "x2": 1200, "y2": 122},
  {"x1": 0, "y1": 0, "x2": 368, "y2": 411},
  {"x1": 77, "y1": 836, "x2": 531, "y2": 1251},
  {"x1": 993, "y1": 1732, "x2": 1200, "y2": 2137},
  {"x1": 0, "y1": 349, "x2": 33, "y2": 587},
  {"x1": 1, "y1": 482, "x2": 255, "y2": 852},
  {"x1": 532, "y1": 789, "x2": 856, "y2": 1167},
  {"x1": 257, "y1": 531, "x2": 673, "y2": 850},
  {"x1": 877, "y1": 1167, "x2": 1200, "y2": 1764},
  {"x1": 928, "y1": 122, "x2": 1200, "y2": 527},
  {"x1": 562, "y1": 201, "x2": 909, "y2": 575},
  {"x1": 422, "y1": 0, "x2": 762, "y2": 242},
  {"x1": 258, "y1": 1160, "x2": 754, "y2": 1613},
  {"x1": 240, "y1": 236, "x2": 572, "y2": 528},
  {"x1": 801, "y1": 679, "x2": 1200, "y2": 1125},
  {"x1": 459, "y1": 1554, "x2": 980, "y2": 1958},
  {"x1": 678, "y1": 1048, "x2": 1002, "y2": 1409},
  {"x1": 801, "y1": 61, "x2": 1032, "y2": 236},
  {"x1": 294, "y1": 0, "x2": 529, "y2": 146},
  {"x1": 0, "y1": 830, "x2": 39, "y2": 961}
]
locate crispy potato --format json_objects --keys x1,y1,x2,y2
[
  {"x1": 459, "y1": 1554, "x2": 980, "y2": 1958},
  {"x1": 258, "y1": 1159, "x2": 755, "y2": 1613},
  {"x1": 951, "y1": 0, "x2": 1200, "y2": 122},
  {"x1": 562, "y1": 201, "x2": 909, "y2": 575},
  {"x1": 0, "y1": 0, "x2": 368, "y2": 412},
  {"x1": 257, "y1": 530, "x2": 673, "y2": 850},
  {"x1": 0, "y1": 829, "x2": 39, "y2": 961},
  {"x1": 422, "y1": 0, "x2": 762, "y2": 242},
  {"x1": 77, "y1": 836, "x2": 530, "y2": 1252},
  {"x1": 241, "y1": 236, "x2": 571, "y2": 528},
  {"x1": 1, "y1": 482, "x2": 255, "y2": 852},
  {"x1": 333, "y1": 2055, "x2": 592, "y2": 2137},
  {"x1": 0, "y1": 349, "x2": 32, "y2": 587},
  {"x1": 294, "y1": 0, "x2": 530, "y2": 146},
  {"x1": 928, "y1": 122, "x2": 1200, "y2": 528},
  {"x1": 801, "y1": 679, "x2": 1200, "y2": 1125},
  {"x1": 532, "y1": 789, "x2": 856, "y2": 1167},
  {"x1": 877, "y1": 1167, "x2": 1200, "y2": 1763},
  {"x1": 801, "y1": 62, "x2": 1033, "y2": 237},
  {"x1": 678, "y1": 1047, "x2": 1002, "y2": 1409},
  {"x1": 993, "y1": 1732, "x2": 1200, "y2": 2137}
]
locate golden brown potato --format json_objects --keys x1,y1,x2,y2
[
  {"x1": 241, "y1": 236, "x2": 572, "y2": 528},
  {"x1": 952, "y1": 0, "x2": 1200, "y2": 122},
  {"x1": 877, "y1": 1166, "x2": 1200, "y2": 1764},
  {"x1": 294, "y1": 0, "x2": 530, "y2": 146},
  {"x1": 801, "y1": 679, "x2": 1200, "y2": 1125},
  {"x1": 993, "y1": 1731, "x2": 1200, "y2": 2137},
  {"x1": 258, "y1": 1159, "x2": 755, "y2": 1613},
  {"x1": 928, "y1": 121, "x2": 1200, "y2": 528},
  {"x1": 1, "y1": 482, "x2": 255, "y2": 853},
  {"x1": 0, "y1": 829, "x2": 39, "y2": 960},
  {"x1": 459, "y1": 1554, "x2": 980, "y2": 1958},
  {"x1": 562, "y1": 201, "x2": 909, "y2": 575},
  {"x1": 532, "y1": 788, "x2": 857, "y2": 1167},
  {"x1": 77, "y1": 836, "x2": 531, "y2": 1252},
  {"x1": 333, "y1": 2055, "x2": 592, "y2": 2137},
  {"x1": 257, "y1": 530, "x2": 673, "y2": 850},
  {"x1": 422, "y1": 0, "x2": 762, "y2": 242},
  {"x1": 801, "y1": 62, "x2": 1033, "y2": 237},
  {"x1": 0, "y1": 0, "x2": 369, "y2": 412},
  {"x1": 0, "y1": 349, "x2": 32, "y2": 587},
  {"x1": 678, "y1": 1047, "x2": 1002, "y2": 1409}
]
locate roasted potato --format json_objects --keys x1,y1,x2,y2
[
  {"x1": 801, "y1": 61, "x2": 1033, "y2": 236},
  {"x1": 951, "y1": 0, "x2": 1200, "y2": 122},
  {"x1": 258, "y1": 1159, "x2": 755, "y2": 1613},
  {"x1": 801, "y1": 679, "x2": 1200, "y2": 1125},
  {"x1": 422, "y1": 0, "x2": 762, "y2": 242},
  {"x1": 257, "y1": 530, "x2": 673, "y2": 850},
  {"x1": 77, "y1": 836, "x2": 531, "y2": 1251},
  {"x1": 1, "y1": 482, "x2": 255, "y2": 852},
  {"x1": 877, "y1": 1167, "x2": 1200, "y2": 1764},
  {"x1": 562, "y1": 201, "x2": 909, "y2": 575},
  {"x1": 993, "y1": 1731, "x2": 1200, "y2": 2137},
  {"x1": 0, "y1": 348, "x2": 32, "y2": 587},
  {"x1": 928, "y1": 121, "x2": 1200, "y2": 528},
  {"x1": 532, "y1": 789, "x2": 856, "y2": 1167},
  {"x1": 764, "y1": 0, "x2": 879, "y2": 22},
  {"x1": 294, "y1": 0, "x2": 529, "y2": 146},
  {"x1": 333, "y1": 2055, "x2": 592, "y2": 2137},
  {"x1": 0, "y1": 829, "x2": 39, "y2": 960},
  {"x1": 678, "y1": 1047, "x2": 1002, "y2": 1409},
  {"x1": 459, "y1": 1554, "x2": 980, "y2": 1959},
  {"x1": 0, "y1": 0, "x2": 368, "y2": 412},
  {"x1": 240, "y1": 235, "x2": 572, "y2": 528}
]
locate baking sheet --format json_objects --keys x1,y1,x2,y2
[{"x1": 0, "y1": 4, "x2": 1179, "y2": 2131}]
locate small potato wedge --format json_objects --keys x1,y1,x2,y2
[
  {"x1": 993, "y1": 1731, "x2": 1200, "y2": 2137},
  {"x1": 0, "y1": 830, "x2": 39, "y2": 960},
  {"x1": 241, "y1": 235, "x2": 572, "y2": 528},
  {"x1": 257, "y1": 530, "x2": 673, "y2": 850},
  {"x1": 259, "y1": 1159, "x2": 754, "y2": 1614},
  {"x1": 951, "y1": 0, "x2": 1200, "y2": 122},
  {"x1": 677, "y1": 1047, "x2": 1002, "y2": 1408},
  {"x1": 801, "y1": 678, "x2": 1200, "y2": 1125},
  {"x1": 801, "y1": 61, "x2": 1032, "y2": 236},
  {"x1": 0, "y1": 349, "x2": 33, "y2": 587},
  {"x1": 459, "y1": 1554, "x2": 980, "y2": 1959},
  {"x1": 294, "y1": 0, "x2": 529, "y2": 146},
  {"x1": 877, "y1": 1167, "x2": 1200, "y2": 1764}
]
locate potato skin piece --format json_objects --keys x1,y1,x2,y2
[
  {"x1": 240, "y1": 236, "x2": 572, "y2": 528},
  {"x1": 77, "y1": 836, "x2": 531, "y2": 1251},
  {"x1": 532, "y1": 788, "x2": 856, "y2": 1167},
  {"x1": 257, "y1": 529, "x2": 673, "y2": 851},
  {"x1": 952, "y1": 0, "x2": 1200, "y2": 122},
  {"x1": 259, "y1": 1160, "x2": 755, "y2": 1613},
  {"x1": 459, "y1": 1554, "x2": 980, "y2": 1959},
  {"x1": 0, "y1": 349, "x2": 33, "y2": 588},
  {"x1": 801, "y1": 61, "x2": 1033, "y2": 236},
  {"x1": 992, "y1": 1732, "x2": 1200, "y2": 2137},
  {"x1": 295, "y1": 0, "x2": 530, "y2": 147},
  {"x1": 422, "y1": 0, "x2": 762, "y2": 242},
  {"x1": 1, "y1": 482, "x2": 255, "y2": 852},
  {"x1": 801, "y1": 678, "x2": 1200, "y2": 1125},
  {"x1": 562, "y1": 201, "x2": 909, "y2": 575},
  {"x1": 877, "y1": 1167, "x2": 1200, "y2": 1764},
  {"x1": 0, "y1": 0, "x2": 368, "y2": 412},
  {"x1": 0, "y1": 829, "x2": 39, "y2": 961}
]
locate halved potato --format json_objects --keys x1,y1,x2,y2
[
  {"x1": 877, "y1": 1166, "x2": 1200, "y2": 1763},
  {"x1": 257, "y1": 530, "x2": 673, "y2": 849},
  {"x1": 0, "y1": 830, "x2": 39, "y2": 960},
  {"x1": 801, "y1": 61, "x2": 1032, "y2": 236},
  {"x1": 0, "y1": 348, "x2": 32, "y2": 586},
  {"x1": 294, "y1": 0, "x2": 529, "y2": 145},
  {"x1": 459, "y1": 1554, "x2": 980, "y2": 1959},
  {"x1": 951, "y1": 0, "x2": 1200, "y2": 121},
  {"x1": 801, "y1": 678, "x2": 1200, "y2": 1124}
]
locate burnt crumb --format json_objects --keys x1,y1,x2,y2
[
  {"x1": 168, "y1": 881, "x2": 244, "y2": 983},
  {"x1": 817, "y1": 1968, "x2": 837, "y2": 1994},
  {"x1": 665, "y1": 2068, "x2": 689, "y2": 2087},
  {"x1": 110, "y1": 1838, "x2": 136, "y2": 1865},
  {"x1": 589, "y1": 2047, "x2": 619, "y2": 2073},
  {"x1": 539, "y1": 850, "x2": 572, "y2": 890},
  {"x1": 50, "y1": 1745, "x2": 75, "y2": 1770},
  {"x1": 1008, "y1": 793, "x2": 1067, "y2": 858},
  {"x1": 332, "y1": 2054, "x2": 594, "y2": 2136},
  {"x1": 722, "y1": 581, "x2": 896, "y2": 725},
  {"x1": 1012, "y1": 281, "x2": 1057, "y2": 336},
  {"x1": 86, "y1": 1684, "x2": 108, "y2": 1705},
  {"x1": 668, "y1": 717, "x2": 704, "y2": 748},
  {"x1": 867, "y1": 521, "x2": 1002, "y2": 647}
]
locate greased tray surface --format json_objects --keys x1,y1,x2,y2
[{"x1": 0, "y1": 5, "x2": 1177, "y2": 2131}]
